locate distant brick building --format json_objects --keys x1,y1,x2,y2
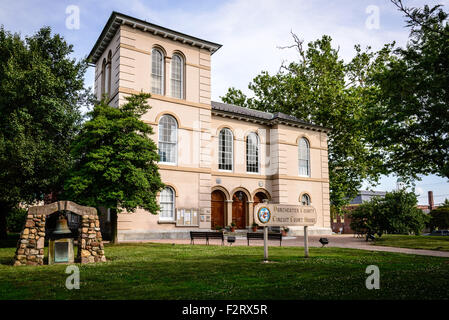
[{"x1": 331, "y1": 191, "x2": 386, "y2": 234}]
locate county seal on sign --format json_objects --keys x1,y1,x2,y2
[{"x1": 257, "y1": 207, "x2": 271, "y2": 224}]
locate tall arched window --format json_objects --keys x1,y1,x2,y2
[
  {"x1": 151, "y1": 48, "x2": 164, "y2": 95},
  {"x1": 301, "y1": 193, "x2": 311, "y2": 206},
  {"x1": 298, "y1": 137, "x2": 310, "y2": 176},
  {"x1": 171, "y1": 54, "x2": 183, "y2": 99},
  {"x1": 101, "y1": 58, "x2": 106, "y2": 97},
  {"x1": 218, "y1": 128, "x2": 233, "y2": 171},
  {"x1": 246, "y1": 132, "x2": 259, "y2": 173},
  {"x1": 106, "y1": 50, "x2": 112, "y2": 97},
  {"x1": 158, "y1": 115, "x2": 177, "y2": 164},
  {"x1": 160, "y1": 187, "x2": 175, "y2": 221}
]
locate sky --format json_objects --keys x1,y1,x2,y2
[{"x1": 0, "y1": 0, "x2": 448, "y2": 204}]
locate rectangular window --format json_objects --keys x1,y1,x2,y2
[
  {"x1": 158, "y1": 142, "x2": 176, "y2": 163},
  {"x1": 159, "y1": 188, "x2": 175, "y2": 221},
  {"x1": 299, "y1": 159, "x2": 309, "y2": 176},
  {"x1": 171, "y1": 55, "x2": 183, "y2": 99},
  {"x1": 218, "y1": 129, "x2": 233, "y2": 171},
  {"x1": 246, "y1": 134, "x2": 259, "y2": 173},
  {"x1": 151, "y1": 49, "x2": 163, "y2": 95}
]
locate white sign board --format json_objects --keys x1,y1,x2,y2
[{"x1": 253, "y1": 203, "x2": 317, "y2": 227}]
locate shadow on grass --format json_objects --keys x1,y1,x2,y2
[
  {"x1": 0, "y1": 234, "x2": 19, "y2": 248},
  {"x1": 0, "y1": 256, "x2": 14, "y2": 266}
]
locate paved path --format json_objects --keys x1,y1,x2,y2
[{"x1": 125, "y1": 234, "x2": 449, "y2": 258}]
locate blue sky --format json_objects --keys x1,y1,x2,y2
[{"x1": 1, "y1": 0, "x2": 448, "y2": 204}]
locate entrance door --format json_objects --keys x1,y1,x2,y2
[
  {"x1": 211, "y1": 190, "x2": 225, "y2": 229},
  {"x1": 232, "y1": 191, "x2": 247, "y2": 229}
]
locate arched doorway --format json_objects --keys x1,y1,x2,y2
[
  {"x1": 254, "y1": 191, "x2": 269, "y2": 207},
  {"x1": 232, "y1": 191, "x2": 247, "y2": 229},
  {"x1": 211, "y1": 190, "x2": 226, "y2": 229}
]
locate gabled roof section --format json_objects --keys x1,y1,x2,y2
[
  {"x1": 211, "y1": 101, "x2": 330, "y2": 132},
  {"x1": 88, "y1": 11, "x2": 222, "y2": 64}
]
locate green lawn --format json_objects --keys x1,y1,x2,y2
[
  {"x1": 1, "y1": 241, "x2": 449, "y2": 300},
  {"x1": 373, "y1": 235, "x2": 449, "y2": 252}
]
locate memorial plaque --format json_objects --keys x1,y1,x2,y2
[
  {"x1": 54, "y1": 242, "x2": 69, "y2": 263},
  {"x1": 254, "y1": 203, "x2": 317, "y2": 226}
]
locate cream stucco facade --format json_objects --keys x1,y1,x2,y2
[{"x1": 88, "y1": 12, "x2": 331, "y2": 240}]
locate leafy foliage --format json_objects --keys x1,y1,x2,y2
[
  {"x1": 429, "y1": 199, "x2": 449, "y2": 230},
  {"x1": 349, "y1": 190, "x2": 429, "y2": 237},
  {"x1": 221, "y1": 34, "x2": 392, "y2": 209},
  {"x1": 63, "y1": 93, "x2": 164, "y2": 215},
  {"x1": 368, "y1": 1, "x2": 449, "y2": 180},
  {"x1": 6, "y1": 207, "x2": 27, "y2": 233},
  {"x1": 0, "y1": 26, "x2": 89, "y2": 238}
]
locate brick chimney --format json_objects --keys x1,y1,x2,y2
[{"x1": 428, "y1": 191, "x2": 434, "y2": 211}]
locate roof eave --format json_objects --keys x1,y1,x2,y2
[
  {"x1": 88, "y1": 11, "x2": 222, "y2": 65},
  {"x1": 212, "y1": 109, "x2": 331, "y2": 132}
]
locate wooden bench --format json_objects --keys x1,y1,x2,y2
[
  {"x1": 190, "y1": 231, "x2": 224, "y2": 245},
  {"x1": 246, "y1": 232, "x2": 282, "y2": 246},
  {"x1": 354, "y1": 229, "x2": 367, "y2": 239}
]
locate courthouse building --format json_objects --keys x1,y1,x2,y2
[{"x1": 88, "y1": 12, "x2": 332, "y2": 240}]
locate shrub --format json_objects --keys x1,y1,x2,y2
[
  {"x1": 6, "y1": 207, "x2": 27, "y2": 233},
  {"x1": 429, "y1": 200, "x2": 449, "y2": 230},
  {"x1": 349, "y1": 190, "x2": 429, "y2": 237}
]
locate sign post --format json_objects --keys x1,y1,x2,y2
[
  {"x1": 263, "y1": 226, "x2": 268, "y2": 262},
  {"x1": 304, "y1": 226, "x2": 309, "y2": 258},
  {"x1": 254, "y1": 203, "x2": 317, "y2": 260}
]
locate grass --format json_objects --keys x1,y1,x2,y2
[
  {"x1": 1, "y1": 239, "x2": 449, "y2": 300},
  {"x1": 373, "y1": 234, "x2": 449, "y2": 252}
]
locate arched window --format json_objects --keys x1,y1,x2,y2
[
  {"x1": 298, "y1": 137, "x2": 310, "y2": 176},
  {"x1": 151, "y1": 48, "x2": 164, "y2": 95},
  {"x1": 301, "y1": 193, "x2": 311, "y2": 206},
  {"x1": 158, "y1": 115, "x2": 177, "y2": 164},
  {"x1": 160, "y1": 187, "x2": 175, "y2": 221},
  {"x1": 246, "y1": 132, "x2": 259, "y2": 173},
  {"x1": 101, "y1": 58, "x2": 106, "y2": 97},
  {"x1": 106, "y1": 50, "x2": 112, "y2": 97},
  {"x1": 218, "y1": 128, "x2": 233, "y2": 171},
  {"x1": 171, "y1": 54, "x2": 183, "y2": 99}
]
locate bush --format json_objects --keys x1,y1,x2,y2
[
  {"x1": 429, "y1": 200, "x2": 449, "y2": 230},
  {"x1": 349, "y1": 190, "x2": 429, "y2": 237},
  {"x1": 6, "y1": 207, "x2": 27, "y2": 233}
]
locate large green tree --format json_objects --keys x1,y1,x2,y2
[
  {"x1": 63, "y1": 93, "x2": 164, "y2": 243},
  {"x1": 221, "y1": 34, "x2": 392, "y2": 210},
  {"x1": 368, "y1": 0, "x2": 449, "y2": 181},
  {"x1": 0, "y1": 27, "x2": 89, "y2": 239}
]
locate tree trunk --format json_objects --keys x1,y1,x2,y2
[
  {"x1": 110, "y1": 208, "x2": 118, "y2": 244},
  {"x1": 0, "y1": 202, "x2": 9, "y2": 240}
]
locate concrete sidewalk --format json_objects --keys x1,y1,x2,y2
[{"x1": 124, "y1": 234, "x2": 449, "y2": 258}]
